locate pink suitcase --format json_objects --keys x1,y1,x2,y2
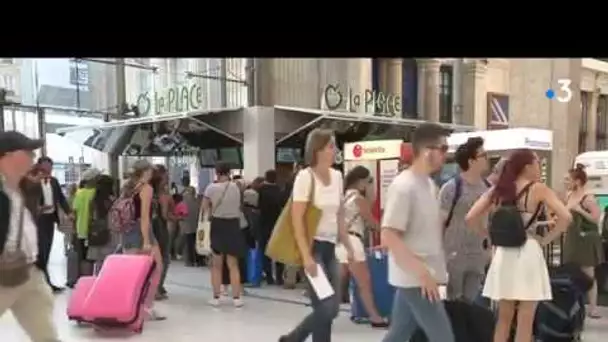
[
  {"x1": 80, "y1": 254, "x2": 155, "y2": 333},
  {"x1": 67, "y1": 276, "x2": 96, "y2": 323}
]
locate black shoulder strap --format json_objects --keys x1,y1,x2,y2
[
  {"x1": 444, "y1": 176, "x2": 462, "y2": 229},
  {"x1": 579, "y1": 194, "x2": 590, "y2": 212},
  {"x1": 516, "y1": 182, "x2": 535, "y2": 202},
  {"x1": 525, "y1": 203, "x2": 543, "y2": 230}
]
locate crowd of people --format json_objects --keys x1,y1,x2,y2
[{"x1": 0, "y1": 122, "x2": 607, "y2": 341}]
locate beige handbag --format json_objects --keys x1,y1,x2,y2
[{"x1": 0, "y1": 203, "x2": 31, "y2": 288}]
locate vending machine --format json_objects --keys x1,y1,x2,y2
[{"x1": 343, "y1": 140, "x2": 412, "y2": 246}]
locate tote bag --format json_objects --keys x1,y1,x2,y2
[
  {"x1": 196, "y1": 183, "x2": 230, "y2": 256},
  {"x1": 265, "y1": 169, "x2": 321, "y2": 266}
]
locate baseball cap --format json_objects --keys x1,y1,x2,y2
[
  {"x1": 0, "y1": 131, "x2": 44, "y2": 156},
  {"x1": 81, "y1": 168, "x2": 102, "y2": 182}
]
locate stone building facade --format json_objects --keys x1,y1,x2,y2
[{"x1": 253, "y1": 58, "x2": 603, "y2": 188}]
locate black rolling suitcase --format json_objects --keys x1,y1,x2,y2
[
  {"x1": 410, "y1": 300, "x2": 494, "y2": 342},
  {"x1": 534, "y1": 224, "x2": 590, "y2": 342}
]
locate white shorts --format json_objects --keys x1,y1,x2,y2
[{"x1": 335, "y1": 234, "x2": 367, "y2": 264}]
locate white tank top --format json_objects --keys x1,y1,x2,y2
[{"x1": 344, "y1": 189, "x2": 365, "y2": 237}]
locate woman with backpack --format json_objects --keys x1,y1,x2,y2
[
  {"x1": 563, "y1": 164, "x2": 604, "y2": 318},
  {"x1": 465, "y1": 149, "x2": 572, "y2": 342},
  {"x1": 121, "y1": 160, "x2": 166, "y2": 321}
]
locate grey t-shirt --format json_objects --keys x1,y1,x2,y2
[
  {"x1": 203, "y1": 181, "x2": 242, "y2": 219},
  {"x1": 439, "y1": 177, "x2": 489, "y2": 261},
  {"x1": 382, "y1": 170, "x2": 448, "y2": 288}
]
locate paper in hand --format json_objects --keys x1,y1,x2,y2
[{"x1": 304, "y1": 264, "x2": 335, "y2": 300}]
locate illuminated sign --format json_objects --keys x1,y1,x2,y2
[{"x1": 323, "y1": 84, "x2": 402, "y2": 117}]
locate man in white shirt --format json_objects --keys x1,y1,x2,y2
[
  {"x1": 0, "y1": 131, "x2": 61, "y2": 342},
  {"x1": 381, "y1": 123, "x2": 455, "y2": 342},
  {"x1": 37, "y1": 156, "x2": 72, "y2": 293}
]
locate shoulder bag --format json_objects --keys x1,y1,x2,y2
[
  {"x1": 195, "y1": 182, "x2": 230, "y2": 256},
  {"x1": 265, "y1": 169, "x2": 321, "y2": 266},
  {"x1": 0, "y1": 193, "x2": 31, "y2": 288}
]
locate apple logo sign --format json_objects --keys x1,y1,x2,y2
[{"x1": 353, "y1": 144, "x2": 363, "y2": 158}]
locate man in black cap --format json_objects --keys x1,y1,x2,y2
[
  {"x1": 0, "y1": 131, "x2": 61, "y2": 341},
  {"x1": 37, "y1": 155, "x2": 72, "y2": 293}
]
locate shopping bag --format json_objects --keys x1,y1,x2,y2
[
  {"x1": 195, "y1": 219, "x2": 211, "y2": 256},
  {"x1": 246, "y1": 247, "x2": 263, "y2": 287},
  {"x1": 266, "y1": 169, "x2": 320, "y2": 266}
]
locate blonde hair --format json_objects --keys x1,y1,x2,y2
[
  {"x1": 304, "y1": 128, "x2": 334, "y2": 167},
  {"x1": 121, "y1": 159, "x2": 152, "y2": 196}
]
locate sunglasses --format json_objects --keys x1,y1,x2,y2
[{"x1": 427, "y1": 144, "x2": 449, "y2": 154}]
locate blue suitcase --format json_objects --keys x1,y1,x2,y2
[
  {"x1": 350, "y1": 251, "x2": 395, "y2": 323},
  {"x1": 246, "y1": 247, "x2": 263, "y2": 287}
]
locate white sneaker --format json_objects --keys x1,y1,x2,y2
[
  {"x1": 233, "y1": 298, "x2": 244, "y2": 308},
  {"x1": 208, "y1": 297, "x2": 221, "y2": 307}
]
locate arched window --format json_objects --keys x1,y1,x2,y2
[
  {"x1": 597, "y1": 94, "x2": 607, "y2": 149},
  {"x1": 579, "y1": 91, "x2": 589, "y2": 153},
  {"x1": 439, "y1": 64, "x2": 453, "y2": 123}
]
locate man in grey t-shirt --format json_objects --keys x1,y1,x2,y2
[
  {"x1": 381, "y1": 123, "x2": 454, "y2": 342},
  {"x1": 439, "y1": 137, "x2": 490, "y2": 302}
]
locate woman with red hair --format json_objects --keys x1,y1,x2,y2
[{"x1": 466, "y1": 149, "x2": 572, "y2": 342}]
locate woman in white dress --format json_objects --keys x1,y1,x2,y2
[{"x1": 465, "y1": 149, "x2": 572, "y2": 342}]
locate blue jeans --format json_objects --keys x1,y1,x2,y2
[
  {"x1": 382, "y1": 287, "x2": 455, "y2": 342},
  {"x1": 284, "y1": 241, "x2": 340, "y2": 342}
]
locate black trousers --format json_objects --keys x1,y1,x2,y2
[
  {"x1": 258, "y1": 229, "x2": 284, "y2": 284},
  {"x1": 184, "y1": 232, "x2": 205, "y2": 266},
  {"x1": 36, "y1": 213, "x2": 56, "y2": 287}
]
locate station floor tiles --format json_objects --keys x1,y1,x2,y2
[{"x1": 0, "y1": 239, "x2": 607, "y2": 341}]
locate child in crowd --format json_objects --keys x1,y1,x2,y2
[{"x1": 171, "y1": 194, "x2": 188, "y2": 260}]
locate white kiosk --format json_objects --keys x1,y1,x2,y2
[
  {"x1": 343, "y1": 139, "x2": 411, "y2": 246},
  {"x1": 442, "y1": 128, "x2": 553, "y2": 185}
]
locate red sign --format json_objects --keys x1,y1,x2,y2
[{"x1": 352, "y1": 144, "x2": 363, "y2": 158}]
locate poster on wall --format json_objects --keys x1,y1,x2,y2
[{"x1": 379, "y1": 159, "x2": 399, "y2": 210}]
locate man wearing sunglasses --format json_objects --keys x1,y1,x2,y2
[
  {"x1": 439, "y1": 137, "x2": 490, "y2": 303},
  {"x1": 381, "y1": 123, "x2": 454, "y2": 342},
  {"x1": 0, "y1": 131, "x2": 61, "y2": 341}
]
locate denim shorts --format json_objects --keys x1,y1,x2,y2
[{"x1": 122, "y1": 219, "x2": 157, "y2": 249}]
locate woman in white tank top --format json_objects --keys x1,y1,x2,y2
[{"x1": 336, "y1": 166, "x2": 389, "y2": 327}]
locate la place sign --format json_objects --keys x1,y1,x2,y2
[{"x1": 323, "y1": 84, "x2": 402, "y2": 117}]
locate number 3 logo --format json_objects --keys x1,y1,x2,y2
[{"x1": 556, "y1": 79, "x2": 573, "y2": 103}]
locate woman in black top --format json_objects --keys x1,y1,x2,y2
[
  {"x1": 122, "y1": 160, "x2": 166, "y2": 321},
  {"x1": 151, "y1": 165, "x2": 175, "y2": 300}
]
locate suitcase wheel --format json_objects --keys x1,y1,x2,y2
[{"x1": 350, "y1": 316, "x2": 366, "y2": 324}]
